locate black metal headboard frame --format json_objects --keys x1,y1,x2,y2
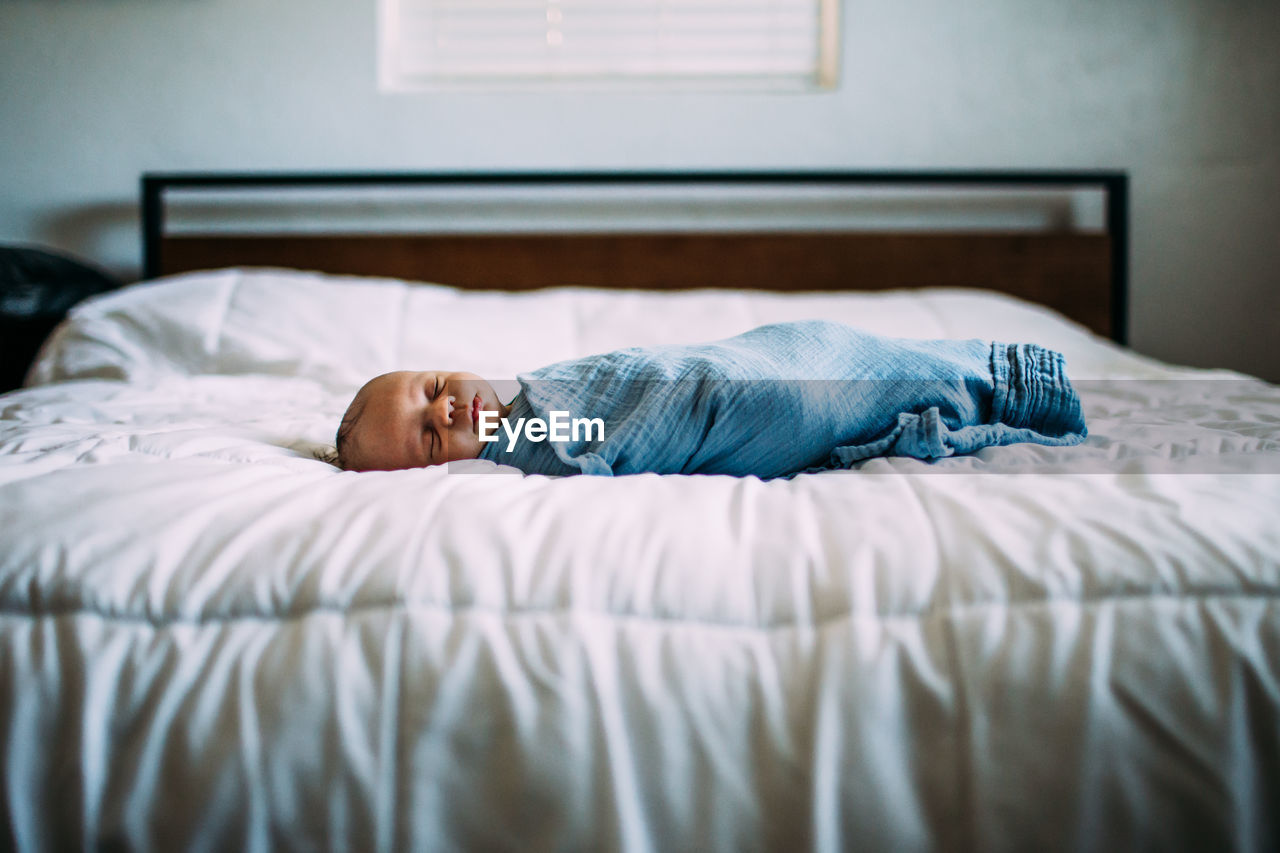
[{"x1": 141, "y1": 170, "x2": 1128, "y2": 345}]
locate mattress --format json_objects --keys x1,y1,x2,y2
[{"x1": 2, "y1": 269, "x2": 1278, "y2": 850}]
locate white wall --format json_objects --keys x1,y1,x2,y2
[{"x1": 2, "y1": 0, "x2": 1277, "y2": 381}]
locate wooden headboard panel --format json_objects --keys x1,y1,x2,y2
[{"x1": 141, "y1": 171, "x2": 1128, "y2": 343}]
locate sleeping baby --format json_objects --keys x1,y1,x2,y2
[{"x1": 335, "y1": 319, "x2": 1087, "y2": 478}]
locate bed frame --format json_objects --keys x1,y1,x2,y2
[{"x1": 141, "y1": 171, "x2": 1128, "y2": 344}]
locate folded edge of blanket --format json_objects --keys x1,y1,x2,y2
[
  {"x1": 823, "y1": 341, "x2": 1088, "y2": 469},
  {"x1": 988, "y1": 342, "x2": 1088, "y2": 438},
  {"x1": 935, "y1": 341, "x2": 1088, "y2": 457}
]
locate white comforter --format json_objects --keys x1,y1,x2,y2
[{"x1": 2, "y1": 269, "x2": 1278, "y2": 851}]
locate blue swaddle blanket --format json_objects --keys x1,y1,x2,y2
[{"x1": 477, "y1": 320, "x2": 1086, "y2": 479}]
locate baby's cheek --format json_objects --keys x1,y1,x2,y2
[{"x1": 446, "y1": 431, "x2": 482, "y2": 462}]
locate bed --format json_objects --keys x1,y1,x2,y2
[{"x1": 2, "y1": 172, "x2": 1278, "y2": 851}]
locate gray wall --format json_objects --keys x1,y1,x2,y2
[{"x1": 2, "y1": 0, "x2": 1277, "y2": 381}]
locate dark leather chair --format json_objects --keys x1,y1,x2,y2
[{"x1": 0, "y1": 246, "x2": 121, "y2": 392}]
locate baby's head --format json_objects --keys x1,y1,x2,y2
[{"x1": 336, "y1": 370, "x2": 510, "y2": 472}]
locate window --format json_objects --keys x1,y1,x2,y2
[{"x1": 378, "y1": 0, "x2": 840, "y2": 92}]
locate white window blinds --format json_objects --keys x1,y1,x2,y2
[{"x1": 379, "y1": 0, "x2": 840, "y2": 91}]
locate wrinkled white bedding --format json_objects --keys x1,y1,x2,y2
[{"x1": 2, "y1": 269, "x2": 1278, "y2": 851}]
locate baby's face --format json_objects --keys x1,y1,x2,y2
[{"x1": 339, "y1": 370, "x2": 509, "y2": 472}]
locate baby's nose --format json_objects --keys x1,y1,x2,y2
[{"x1": 433, "y1": 394, "x2": 457, "y2": 425}]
